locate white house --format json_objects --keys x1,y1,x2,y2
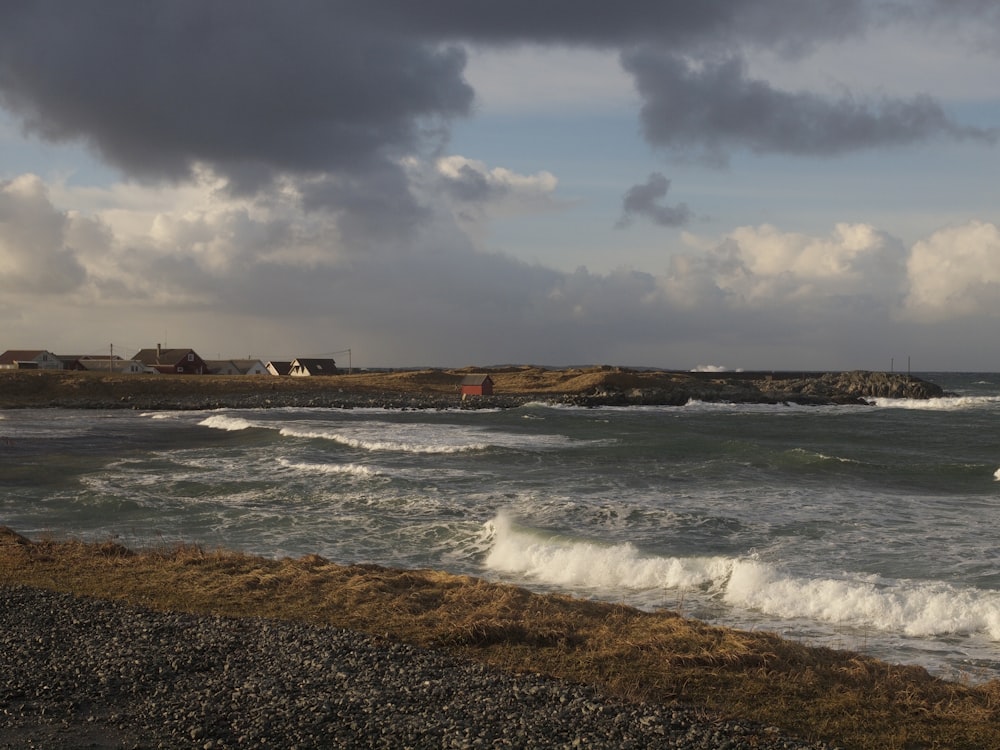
[
  {"x1": 266, "y1": 360, "x2": 292, "y2": 376},
  {"x1": 288, "y1": 358, "x2": 338, "y2": 376},
  {"x1": 78, "y1": 358, "x2": 150, "y2": 374},
  {"x1": 0, "y1": 350, "x2": 63, "y2": 370}
]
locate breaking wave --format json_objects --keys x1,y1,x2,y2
[{"x1": 481, "y1": 514, "x2": 1000, "y2": 640}]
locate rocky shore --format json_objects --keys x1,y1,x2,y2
[{"x1": 0, "y1": 585, "x2": 835, "y2": 750}]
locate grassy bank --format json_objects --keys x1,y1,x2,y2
[{"x1": 2, "y1": 528, "x2": 997, "y2": 749}]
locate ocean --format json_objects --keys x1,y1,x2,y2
[{"x1": 3, "y1": 372, "x2": 1000, "y2": 682}]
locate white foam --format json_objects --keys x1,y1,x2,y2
[
  {"x1": 276, "y1": 420, "x2": 579, "y2": 454},
  {"x1": 484, "y1": 513, "x2": 731, "y2": 590},
  {"x1": 725, "y1": 559, "x2": 1000, "y2": 639},
  {"x1": 482, "y1": 514, "x2": 1000, "y2": 641},
  {"x1": 787, "y1": 447, "x2": 861, "y2": 465},
  {"x1": 868, "y1": 395, "x2": 1000, "y2": 411},
  {"x1": 199, "y1": 414, "x2": 256, "y2": 431},
  {"x1": 277, "y1": 426, "x2": 487, "y2": 453},
  {"x1": 277, "y1": 457, "x2": 378, "y2": 477}
]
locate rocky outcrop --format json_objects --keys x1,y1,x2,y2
[
  {"x1": 562, "y1": 370, "x2": 944, "y2": 407},
  {"x1": 752, "y1": 370, "x2": 944, "y2": 403}
]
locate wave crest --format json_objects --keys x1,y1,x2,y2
[{"x1": 482, "y1": 514, "x2": 1000, "y2": 640}]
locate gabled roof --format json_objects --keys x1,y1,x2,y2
[
  {"x1": 0, "y1": 350, "x2": 49, "y2": 365},
  {"x1": 266, "y1": 360, "x2": 292, "y2": 375},
  {"x1": 204, "y1": 359, "x2": 239, "y2": 373},
  {"x1": 460, "y1": 373, "x2": 494, "y2": 386},
  {"x1": 230, "y1": 359, "x2": 267, "y2": 373},
  {"x1": 291, "y1": 358, "x2": 338, "y2": 374},
  {"x1": 132, "y1": 348, "x2": 200, "y2": 365}
]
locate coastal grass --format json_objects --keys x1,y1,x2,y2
[
  {"x1": 0, "y1": 365, "x2": 632, "y2": 405},
  {"x1": 3, "y1": 528, "x2": 999, "y2": 749}
]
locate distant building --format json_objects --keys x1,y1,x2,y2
[
  {"x1": 266, "y1": 360, "x2": 292, "y2": 376},
  {"x1": 54, "y1": 355, "x2": 89, "y2": 371},
  {"x1": 288, "y1": 358, "x2": 338, "y2": 376},
  {"x1": 230, "y1": 359, "x2": 269, "y2": 375},
  {"x1": 132, "y1": 345, "x2": 207, "y2": 375},
  {"x1": 460, "y1": 373, "x2": 494, "y2": 397},
  {"x1": 205, "y1": 358, "x2": 269, "y2": 375},
  {"x1": 204, "y1": 360, "x2": 242, "y2": 375},
  {"x1": 77, "y1": 358, "x2": 149, "y2": 374},
  {"x1": 0, "y1": 350, "x2": 62, "y2": 370}
]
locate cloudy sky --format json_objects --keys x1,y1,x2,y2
[{"x1": 1, "y1": 1, "x2": 998, "y2": 370}]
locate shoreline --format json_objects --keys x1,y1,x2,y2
[
  {"x1": 0, "y1": 582, "x2": 832, "y2": 750},
  {"x1": 3, "y1": 529, "x2": 999, "y2": 749}
]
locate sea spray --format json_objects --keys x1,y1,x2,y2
[
  {"x1": 724, "y1": 559, "x2": 1000, "y2": 639},
  {"x1": 484, "y1": 513, "x2": 734, "y2": 591},
  {"x1": 199, "y1": 414, "x2": 256, "y2": 431}
]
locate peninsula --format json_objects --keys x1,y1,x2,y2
[{"x1": 0, "y1": 366, "x2": 943, "y2": 410}]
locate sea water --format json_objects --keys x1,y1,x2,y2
[{"x1": 3, "y1": 372, "x2": 1000, "y2": 682}]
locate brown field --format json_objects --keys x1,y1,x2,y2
[
  {"x1": 3, "y1": 528, "x2": 999, "y2": 750},
  {"x1": 0, "y1": 365, "x2": 697, "y2": 403}
]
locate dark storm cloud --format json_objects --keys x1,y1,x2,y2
[
  {"x1": 371, "y1": 0, "x2": 871, "y2": 51},
  {"x1": 616, "y1": 173, "x2": 692, "y2": 228},
  {"x1": 298, "y1": 164, "x2": 430, "y2": 247},
  {"x1": 0, "y1": 0, "x2": 992, "y2": 206},
  {"x1": 0, "y1": 1, "x2": 473, "y2": 187},
  {"x1": 623, "y1": 50, "x2": 997, "y2": 164}
]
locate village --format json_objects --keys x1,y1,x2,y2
[
  {"x1": 0, "y1": 345, "x2": 338, "y2": 378},
  {"x1": 0, "y1": 347, "x2": 500, "y2": 397}
]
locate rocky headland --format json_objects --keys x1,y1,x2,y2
[{"x1": 0, "y1": 367, "x2": 944, "y2": 411}]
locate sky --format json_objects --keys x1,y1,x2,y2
[{"x1": 1, "y1": 1, "x2": 998, "y2": 371}]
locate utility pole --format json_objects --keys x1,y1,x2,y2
[{"x1": 322, "y1": 349, "x2": 352, "y2": 374}]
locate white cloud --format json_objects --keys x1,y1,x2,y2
[
  {"x1": 903, "y1": 221, "x2": 1000, "y2": 320},
  {"x1": 667, "y1": 223, "x2": 906, "y2": 308},
  {"x1": 2, "y1": 167, "x2": 997, "y2": 370},
  {"x1": 0, "y1": 174, "x2": 89, "y2": 293}
]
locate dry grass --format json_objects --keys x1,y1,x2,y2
[
  {"x1": 2, "y1": 527, "x2": 999, "y2": 749},
  {"x1": 0, "y1": 366, "x2": 703, "y2": 406}
]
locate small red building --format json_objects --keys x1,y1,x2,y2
[{"x1": 460, "y1": 373, "x2": 494, "y2": 397}]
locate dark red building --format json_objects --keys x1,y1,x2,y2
[
  {"x1": 460, "y1": 373, "x2": 494, "y2": 397},
  {"x1": 132, "y1": 345, "x2": 208, "y2": 374}
]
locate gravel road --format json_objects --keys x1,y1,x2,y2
[{"x1": 0, "y1": 586, "x2": 836, "y2": 749}]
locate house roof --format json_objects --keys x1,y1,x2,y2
[
  {"x1": 0, "y1": 350, "x2": 49, "y2": 364},
  {"x1": 266, "y1": 360, "x2": 292, "y2": 375},
  {"x1": 132, "y1": 348, "x2": 200, "y2": 365},
  {"x1": 204, "y1": 359, "x2": 238, "y2": 372},
  {"x1": 78, "y1": 359, "x2": 144, "y2": 372},
  {"x1": 230, "y1": 359, "x2": 266, "y2": 372},
  {"x1": 460, "y1": 374, "x2": 493, "y2": 386},
  {"x1": 292, "y1": 358, "x2": 337, "y2": 374}
]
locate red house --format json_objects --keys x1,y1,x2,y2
[
  {"x1": 460, "y1": 373, "x2": 494, "y2": 397},
  {"x1": 132, "y1": 345, "x2": 208, "y2": 374}
]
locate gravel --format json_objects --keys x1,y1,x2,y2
[{"x1": 0, "y1": 586, "x2": 837, "y2": 749}]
